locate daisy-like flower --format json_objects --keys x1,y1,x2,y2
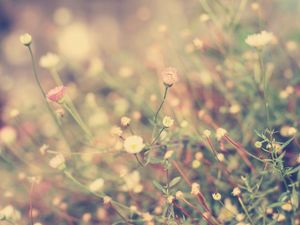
[
  {"x1": 216, "y1": 127, "x2": 227, "y2": 141},
  {"x1": 39, "y1": 52, "x2": 60, "y2": 69},
  {"x1": 123, "y1": 135, "x2": 145, "y2": 154},
  {"x1": 19, "y1": 33, "x2": 32, "y2": 46},
  {"x1": 164, "y1": 150, "x2": 174, "y2": 159},
  {"x1": 89, "y1": 178, "x2": 104, "y2": 193},
  {"x1": 49, "y1": 154, "x2": 66, "y2": 170},
  {"x1": 46, "y1": 86, "x2": 66, "y2": 103},
  {"x1": 232, "y1": 187, "x2": 241, "y2": 196},
  {"x1": 161, "y1": 67, "x2": 178, "y2": 87},
  {"x1": 212, "y1": 192, "x2": 222, "y2": 201},
  {"x1": 120, "y1": 116, "x2": 131, "y2": 127},
  {"x1": 162, "y1": 116, "x2": 174, "y2": 128},
  {"x1": 191, "y1": 182, "x2": 200, "y2": 195},
  {"x1": 245, "y1": 31, "x2": 275, "y2": 48},
  {"x1": 103, "y1": 196, "x2": 112, "y2": 205}
]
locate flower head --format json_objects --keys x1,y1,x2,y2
[
  {"x1": 120, "y1": 116, "x2": 131, "y2": 127},
  {"x1": 191, "y1": 182, "x2": 200, "y2": 195},
  {"x1": 124, "y1": 135, "x2": 145, "y2": 154},
  {"x1": 245, "y1": 31, "x2": 275, "y2": 48},
  {"x1": 46, "y1": 86, "x2": 66, "y2": 103},
  {"x1": 20, "y1": 33, "x2": 32, "y2": 46},
  {"x1": 162, "y1": 116, "x2": 174, "y2": 128},
  {"x1": 39, "y1": 52, "x2": 60, "y2": 69},
  {"x1": 49, "y1": 154, "x2": 66, "y2": 170},
  {"x1": 212, "y1": 192, "x2": 222, "y2": 201},
  {"x1": 89, "y1": 178, "x2": 104, "y2": 192},
  {"x1": 161, "y1": 67, "x2": 178, "y2": 87},
  {"x1": 232, "y1": 187, "x2": 241, "y2": 196}
]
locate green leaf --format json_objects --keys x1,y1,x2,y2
[
  {"x1": 169, "y1": 177, "x2": 181, "y2": 188},
  {"x1": 279, "y1": 137, "x2": 294, "y2": 152},
  {"x1": 267, "y1": 201, "x2": 285, "y2": 208},
  {"x1": 291, "y1": 187, "x2": 299, "y2": 209},
  {"x1": 153, "y1": 180, "x2": 165, "y2": 193}
]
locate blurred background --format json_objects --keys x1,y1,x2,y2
[{"x1": 0, "y1": 0, "x2": 300, "y2": 224}]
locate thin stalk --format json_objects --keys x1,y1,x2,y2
[
  {"x1": 238, "y1": 196, "x2": 254, "y2": 225},
  {"x1": 154, "y1": 86, "x2": 169, "y2": 123},
  {"x1": 27, "y1": 46, "x2": 71, "y2": 151}
]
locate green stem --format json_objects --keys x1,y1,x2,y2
[
  {"x1": 154, "y1": 86, "x2": 169, "y2": 123},
  {"x1": 63, "y1": 102, "x2": 92, "y2": 140},
  {"x1": 27, "y1": 46, "x2": 71, "y2": 152},
  {"x1": 151, "y1": 127, "x2": 165, "y2": 145},
  {"x1": 238, "y1": 196, "x2": 254, "y2": 225},
  {"x1": 258, "y1": 50, "x2": 270, "y2": 129}
]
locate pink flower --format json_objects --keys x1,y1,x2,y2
[
  {"x1": 46, "y1": 86, "x2": 66, "y2": 103},
  {"x1": 161, "y1": 67, "x2": 178, "y2": 87}
]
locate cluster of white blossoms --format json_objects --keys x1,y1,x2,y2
[{"x1": 245, "y1": 30, "x2": 275, "y2": 48}]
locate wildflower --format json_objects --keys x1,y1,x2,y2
[
  {"x1": 272, "y1": 213, "x2": 286, "y2": 222},
  {"x1": 46, "y1": 86, "x2": 66, "y2": 103},
  {"x1": 232, "y1": 187, "x2": 241, "y2": 196},
  {"x1": 202, "y1": 129, "x2": 211, "y2": 138},
  {"x1": 0, "y1": 205, "x2": 21, "y2": 221},
  {"x1": 120, "y1": 116, "x2": 131, "y2": 127},
  {"x1": 161, "y1": 67, "x2": 178, "y2": 87},
  {"x1": 217, "y1": 153, "x2": 225, "y2": 162},
  {"x1": 254, "y1": 141, "x2": 262, "y2": 148},
  {"x1": 280, "y1": 125, "x2": 297, "y2": 137},
  {"x1": 162, "y1": 116, "x2": 174, "y2": 128},
  {"x1": 39, "y1": 144, "x2": 49, "y2": 155},
  {"x1": 251, "y1": 2, "x2": 260, "y2": 11},
  {"x1": 124, "y1": 135, "x2": 145, "y2": 154},
  {"x1": 89, "y1": 178, "x2": 104, "y2": 192},
  {"x1": 200, "y1": 14, "x2": 210, "y2": 22},
  {"x1": 266, "y1": 208, "x2": 273, "y2": 214},
  {"x1": 236, "y1": 213, "x2": 245, "y2": 222},
  {"x1": 49, "y1": 154, "x2": 66, "y2": 170},
  {"x1": 216, "y1": 128, "x2": 227, "y2": 140},
  {"x1": 167, "y1": 195, "x2": 174, "y2": 204},
  {"x1": 191, "y1": 183, "x2": 200, "y2": 195},
  {"x1": 164, "y1": 150, "x2": 174, "y2": 160},
  {"x1": 192, "y1": 160, "x2": 201, "y2": 168},
  {"x1": 176, "y1": 191, "x2": 183, "y2": 199},
  {"x1": 110, "y1": 126, "x2": 123, "y2": 137},
  {"x1": 19, "y1": 33, "x2": 32, "y2": 46},
  {"x1": 0, "y1": 126, "x2": 17, "y2": 145},
  {"x1": 39, "y1": 53, "x2": 60, "y2": 70},
  {"x1": 103, "y1": 196, "x2": 111, "y2": 205},
  {"x1": 193, "y1": 38, "x2": 204, "y2": 49},
  {"x1": 195, "y1": 152, "x2": 203, "y2": 161},
  {"x1": 121, "y1": 170, "x2": 143, "y2": 193},
  {"x1": 82, "y1": 213, "x2": 91, "y2": 222},
  {"x1": 34, "y1": 223, "x2": 43, "y2": 225},
  {"x1": 218, "y1": 198, "x2": 238, "y2": 222},
  {"x1": 142, "y1": 212, "x2": 153, "y2": 222},
  {"x1": 281, "y1": 202, "x2": 293, "y2": 211},
  {"x1": 180, "y1": 120, "x2": 188, "y2": 128},
  {"x1": 245, "y1": 31, "x2": 275, "y2": 48},
  {"x1": 212, "y1": 192, "x2": 222, "y2": 201}
]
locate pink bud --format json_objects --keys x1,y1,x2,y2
[{"x1": 46, "y1": 86, "x2": 66, "y2": 103}]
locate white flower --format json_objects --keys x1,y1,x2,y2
[
  {"x1": 120, "y1": 116, "x2": 131, "y2": 126},
  {"x1": 245, "y1": 31, "x2": 275, "y2": 48},
  {"x1": 19, "y1": 33, "x2": 32, "y2": 46},
  {"x1": 103, "y1": 196, "x2": 111, "y2": 205},
  {"x1": 49, "y1": 154, "x2": 66, "y2": 170},
  {"x1": 110, "y1": 126, "x2": 123, "y2": 136},
  {"x1": 162, "y1": 116, "x2": 174, "y2": 128},
  {"x1": 164, "y1": 150, "x2": 174, "y2": 159},
  {"x1": 212, "y1": 192, "x2": 222, "y2": 201},
  {"x1": 124, "y1": 135, "x2": 145, "y2": 154},
  {"x1": 0, "y1": 205, "x2": 21, "y2": 221},
  {"x1": 232, "y1": 187, "x2": 241, "y2": 196},
  {"x1": 191, "y1": 183, "x2": 200, "y2": 195},
  {"x1": 176, "y1": 191, "x2": 183, "y2": 199},
  {"x1": 202, "y1": 129, "x2": 211, "y2": 138},
  {"x1": 0, "y1": 126, "x2": 17, "y2": 145},
  {"x1": 89, "y1": 178, "x2": 104, "y2": 192},
  {"x1": 216, "y1": 128, "x2": 227, "y2": 140},
  {"x1": 39, "y1": 52, "x2": 60, "y2": 69}
]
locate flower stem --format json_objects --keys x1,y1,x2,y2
[
  {"x1": 154, "y1": 86, "x2": 169, "y2": 123},
  {"x1": 27, "y1": 46, "x2": 71, "y2": 152},
  {"x1": 238, "y1": 196, "x2": 254, "y2": 225}
]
